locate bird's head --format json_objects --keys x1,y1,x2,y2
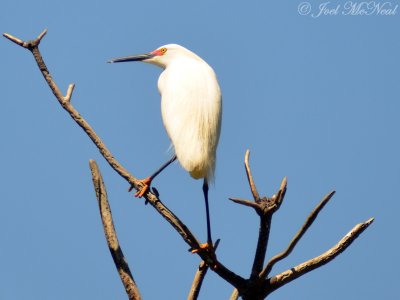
[{"x1": 108, "y1": 44, "x2": 202, "y2": 69}]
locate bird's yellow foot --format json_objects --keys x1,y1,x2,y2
[
  {"x1": 191, "y1": 242, "x2": 218, "y2": 269},
  {"x1": 191, "y1": 242, "x2": 213, "y2": 253},
  {"x1": 131, "y1": 177, "x2": 152, "y2": 198}
]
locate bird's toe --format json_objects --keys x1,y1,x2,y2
[{"x1": 132, "y1": 177, "x2": 152, "y2": 198}]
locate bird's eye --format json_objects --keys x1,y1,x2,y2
[{"x1": 160, "y1": 47, "x2": 167, "y2": 54}]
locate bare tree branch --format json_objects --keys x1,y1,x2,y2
[
  {"x1": 229, "y1": 151, "x2": 289, "y2": 299},
  {"x1": 260, "y1": 190, "x2": 335, "y2": 278},
  {"x1": 229, "y1": 289, "x2": 239, "y2": 300},
  {"x1": 4, "y1": 30, "x2": 137, "y2": 187},
  {"x1": 187, "y1": 239, "x2": 220, "y2": 300},
  {"x1": 244, "y1": 150, "x2": 260, "y2": 201},
  {"x1": 65, "y1": 83, "x2": 75, "y2": 102},
  {"x1": 89, "y1": 160, "x2": 142, "y2": 300},
  {"x1": 3, "y1": 29, "x2": 247, "y2": 291},
  {"x1": 5, "y1": 29, "x2": 375, "y2": 300},
  {"x1": 249, "y1": 177, "x2": 286, "y2": 281},
  {"x1": 272, "y1": 177, "x2": 287, "y2": 208},
  {"x1": 229, "y1": 197, "x2": 261, "y2": 211},
  {"x1": 4, "y1": 28, "x2": 47, "y2": 47},
  {"x1": 250, "y1": 215, "x2": 271, "y2": 280},
  {"x1": 265, "y1": 218, "x2": 374, "y2": 296}
]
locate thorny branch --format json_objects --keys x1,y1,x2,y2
[
  {"x1": 5, "y1": 29, "x2": 374, "y2": 300},
  {"x1": 89, "y1": 160, "x2": 142, "y2": 300}
]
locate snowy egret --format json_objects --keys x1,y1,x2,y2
[{"x1": 108, "y1": 44, "x2": 222, "y2": 251}]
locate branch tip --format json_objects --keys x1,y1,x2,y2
[
  {"x1": 261, "y1": 190, "x2": 337, "y2": 278},
  {"x1": 365, "y1": 217, "x2": 374, "y2": 225},
  {"x1": 268, "y1": 216, "x2": 374, "y2": 293},
  {"x1": 229, "y1": 197, "x2": 260, "y2": 211},
  {"x1": 89, "y1": 159, "x2": 99, "y2": 174},
  {"x1": 244, "y1": 149, "x2": 250, "y2": 162},
  {"x1": 320, "y1": 190, "x2": 335, "y2": 207},
  {"x1": 244, "y1": 149, "x2": 260, "y2": 201},
  {"x1": 271, "y1": 177, "x2": 287, "y2": 205},
  {"x1": 65, "y1": 83, "x2": 75, "y2": 102},
  {"x1": 214, "y1": 238, "x2": 221, "y2": 249},
  {"x1": 37, "y1": 29, "x2": 48, "y2": 41},
  {"x1": 280, "y1": 176, "x2": 287, "y2": 191},
  {"x1": 3, "y1": 32, "x2": 25, "y2": 47}
]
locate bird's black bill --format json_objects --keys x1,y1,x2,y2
[{"x1": 107, "y1": 53, "x2": 154, "y2": 63}]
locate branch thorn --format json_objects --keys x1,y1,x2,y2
[
  {"x1": 65, "y1": 83, "x2": 75, "y2": 102},
  {"x1": 37, "y1": 29, "x2": 48, "y2": 42},
  {"x1": 3, "y1": 32, "x2": 25, "y2": 47},
  {"x1": 244, "y1": 149, "x2": 260, "y2": 201}
]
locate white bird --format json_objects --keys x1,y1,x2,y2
[{"x1": 108, "y1": 44, "x2": 222, "y2": 251}]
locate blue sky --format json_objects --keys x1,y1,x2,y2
[{"x1": 1, "y1": 1, "x2": 398, "y2": 299}]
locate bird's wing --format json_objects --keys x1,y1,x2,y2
[{"x1": 158, "y1": 59, "x2": 221, "y2": 180}]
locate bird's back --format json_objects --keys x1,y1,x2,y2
[{"x1": 158, "y1": 57, "x2": 222, "y2": 181}]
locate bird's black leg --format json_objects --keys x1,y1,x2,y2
[
  {"x1": 203, "y1": 179, "x2": 213, "y2": 246},
  {"x1": 191, "y1": 179, "x2": 219, "y2": 269},
  {"x1": 130, "y1": 155, "x2": 177, "y2": 197},
  {"x1": 149, "y1": 155, "x2": 177, "y2": 180}
]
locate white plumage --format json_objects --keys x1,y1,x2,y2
[
  {"x1": 156, "y1": 45, "x2": 221, "y2": 181},
  {"x1": 108, "y1": 44, "x2": 221, "y2": 249},
  {"x1": 109, "y1": 44, "x2": 221, "y2": 182}
]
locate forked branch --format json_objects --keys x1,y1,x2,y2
[
  {"x1": 5, "y1": 29, "x2": 374, "y2": 300},
  {"x1": 230, "y1": 151, "x2": 287, "y2": 281},
  {"x1": 3, "y1": 29, "x2": 246, "y2": 291},
  {"x1": 266, "y1": 218, "x2": 374, "y2": 296},
  {"x1": 260, "y1": 190, "x2": 335, "y2": 278},
  {"x1": 228, "y1": 152, "x2": 372, "y2": 300}
]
